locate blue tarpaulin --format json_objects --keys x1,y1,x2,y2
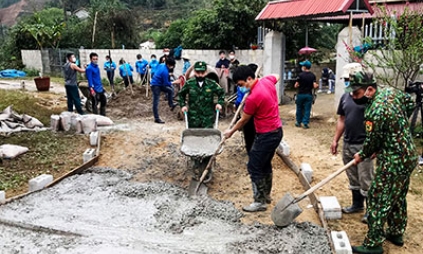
[{"x1": 0, "y1": 69, "x2": 26, "y2": 78}]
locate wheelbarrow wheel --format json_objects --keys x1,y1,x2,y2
[
  {"x1": 85, "y1": 99, "x2": 93, "y2": 113},
  {"x1": 187, "y1": 157, "x2": 213, "y2": 183},
  {"x1": 199, "y1": 158, "x2": 214, "y2": 184}
]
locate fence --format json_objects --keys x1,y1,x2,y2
[
  {"x1": 363, "y1": 16, "x2": 396, "y2": 46},
  {"x1": 257, "y1": 26, "x2": 273, "y2": 48}
]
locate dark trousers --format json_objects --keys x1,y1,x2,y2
[
  {"x1": 152, "y1": 85, "x2": 174, "y2": 120},
  {"x1": 123, "y1": 76, "x2": 134, "y2": 88},
  {"x1": 106, "y1": 71, "x2": 114, "y2": 86},
  {"x1": 65, "y1": 85, "x2": 84, "y2": 114},
  {"x1": 248, "y1": 128, "x2": 283, "y2": 183},
  {"x1": 243, "y1": 117, "x2": 256, "y2": 153},
  {"x1": 295, "y1": 93, "x2": 313, "y2": 125},
  {"x1": 92, "y1": 91, "x2": 107, "y2": 116}
]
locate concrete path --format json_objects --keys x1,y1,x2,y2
[{"x1": 0, "y1": 79, "x2": 66, "y2": 94}]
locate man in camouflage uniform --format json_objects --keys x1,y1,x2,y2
[
  {"x1": 347, "y1": 71, "x2": 418, "y2": 254},
  {"x1": 179, "y1": 61, "x2": 225, "y2": 128}
]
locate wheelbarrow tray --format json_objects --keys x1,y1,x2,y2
[{"x1": 180, "y1": 128, "x2": 222, "y2": 157}]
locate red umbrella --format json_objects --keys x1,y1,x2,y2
[{"x1": 298, "y1": 46, "x2": 317, "y2": 55}]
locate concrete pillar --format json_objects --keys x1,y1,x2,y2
[
  {"x1": 264, "y1": 31, "x2": 285, "y2": 104},
  {"x1": 335, "y1": 26, "x2": 362, "y2": 108}
]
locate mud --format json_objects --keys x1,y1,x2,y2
[
  {"x1": 107, "y1": 85, "x2": 180, "y2": 121},
  {"x1": 0, "y1": 168, "x2": 331, "y2": 253}
]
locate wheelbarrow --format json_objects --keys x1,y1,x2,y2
[
  {"x1": 77, "y1": 81, "x2": 112, "y2": 113},
  {"x1": 180, "y1": 111, "x2": 223, "y2": 192}
]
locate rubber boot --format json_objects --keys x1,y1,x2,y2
[
  {"x1": 263, "y1": 173, "x2": 273, "y2": 204},
  {"x1": 342, "y1": 190, "x2": 365, "y2": 214},
  {"x1": 361, "y1": 197, "x2": 368, "y2": 224},
  {"x1": 352, "y1": 245, "x2": 383, "y2": 254},
  {"x1": 243, "y1": 180, "x2": 267, "y2": 212},
  {"x1": 386, "y1": 234, "x2": 404, "y2": 247}
]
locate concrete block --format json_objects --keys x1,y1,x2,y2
[
  {"x1": 0, "y1": 190, "x2": 5, "y2": 203},
  {"x1": 300, "y1": 163, "x2": 313, "y2": 183},
  {"x1": 83, "y1": 148, "x2": 96, "y2": 163},
  {"x1": 331, "y1": 231, "x2": 352, "y2": 254},
  {"x1": 279, "y1": 140, "x2": 290, "y2": 156},
  {"x1": 28, "y1": 174, "x2": 53, "y2": 192},
  {"x1": 320, "y1": 196, "x2": 342, "y2": 220},
  {"x1": 90, "y1": 131, "x2": 99, "y2": 146}
]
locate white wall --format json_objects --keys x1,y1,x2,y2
[{"x1": 21, "y1": 50, "x2": 42, "y2": 71}]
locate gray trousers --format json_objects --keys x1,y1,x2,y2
[{"x1": 342, "y1": 142, "x2": 374, "y2": 197}]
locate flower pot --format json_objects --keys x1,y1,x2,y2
[
  {"x1": 251, "y1": 45, "x2": 258, "y2": 50},
  {"x1": 34, "y1": 77, "x2": 50, "y2": 92}
]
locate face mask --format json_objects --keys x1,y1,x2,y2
[
  {"x1": 151, "y1": 58, "x2": 156, "y2": 60},
  {"x1": 196, "y1": 76, "x2": 205, "y2": 82},
  {"x1": 239, "y1": 86, "x2": 250, "y2": 93},
  {"x1": 164, "y1": 52, "x2": 169, "y2": 56},
  {"x1": 353, "y1": 89, "x2": 370, "y2": 105},
  {"x1": 71, "y1": 57, "x2": 76, "y2": 63},
  {"x1": 344, "y1": 81, "x2": 350, "y2": 88},
  {"x1": 229, "y1": 55, "x2": 235, "y2": 60},
  {"x1": 92, "y1": 60, "x2": 98, "y2": 65}
]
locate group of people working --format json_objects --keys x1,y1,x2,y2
[{"x1": 64, "y1": 49, "x2": 417, "y2": 254}]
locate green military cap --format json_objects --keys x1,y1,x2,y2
[
  {"x1": 194, "y1": 61, "x2": 207, "y2": 71},
  {"x1": 345, "y1": 71, "x2": 376, "y2": 92}
]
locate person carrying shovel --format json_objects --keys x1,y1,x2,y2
[
  {"x1": 347, "y1": 71, "x2": 418, "y2": 254},
  {"x1": 118, "y1": 58, "x2": 134, "y2": 88},
  {"x1": 224, "y1": 66, "x2": 281, "y2": 212}
]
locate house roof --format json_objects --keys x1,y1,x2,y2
[
  {"x1": 313, "y1": 1, "x2": 423, "y2": 21},
  {"x1": 256, "y1": 0, "x2": 374, "y2": 21}
]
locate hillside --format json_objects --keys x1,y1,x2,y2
[{"x1": 0, "y1": 0, "x2": 50, "y2": 26}]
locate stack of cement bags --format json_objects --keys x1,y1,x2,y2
[
  {"x1": 0, "y1": 106, "x2": 44, "y2": 133},
  {"x1": 50, "y1": 112, "x2": 113, "y2": 134}
]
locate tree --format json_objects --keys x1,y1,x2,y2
[{"x1": 364, "y1": 6, "x2": 423, "y2": 89}]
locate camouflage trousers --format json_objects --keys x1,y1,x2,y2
[{"x1": 363, "y1": 158, "x2": 416, "y2": 247}]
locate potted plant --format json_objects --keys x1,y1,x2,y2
[
  {"x1": 21, "y1": 13, "x2": 64, "y2": 92},
  {"x1": 251, "y1": 44, "x2": 259, "y2": 50}
]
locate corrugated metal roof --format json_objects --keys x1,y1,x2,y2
[
  {"x1": 313, "y1": 2, "x2": 423, "y2": 21},
  {"x1": 256, "y1": 0, "x2": 374, "y2": 21}
]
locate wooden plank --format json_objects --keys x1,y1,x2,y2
[{"x1": 0, "y1": 218, "x2": 84, "y2": 237}]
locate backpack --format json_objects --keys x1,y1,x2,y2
[{"x1": 172, "y1": 45, "x2": 183, "y2": 60}]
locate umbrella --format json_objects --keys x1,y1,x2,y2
[{"x1": 298, "y1": 46, "x2": 317, "y2": 55}]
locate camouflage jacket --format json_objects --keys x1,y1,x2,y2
[
  {"x1": 179, "y1": 77, "x2": 225, "y2": 128},
  {"x1": 359, "y1": 87, "x2": 417, "y2": 170}
]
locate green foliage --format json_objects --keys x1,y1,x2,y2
[
  {"x1": 157, "y1": 0, "x2": 266, "y2": 49},
  {"x1": 364, "y1": 5, "x2": 423, "y2": 89},
  {"x1": 22, "y1": 67, "x2": 39, "y2": 76}
]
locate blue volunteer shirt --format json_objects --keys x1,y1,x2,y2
[
  {"x1": 150, "y1": 63, "x2": 171, "y2": 86},
  {"x1": 119, "y1": 63, "x2": 134, "y2": 77},
  {"x1": 104, "y1": 61, "x2": 116, "y2": 72},
  {"x1": 135, "y1": 59, "x2": 149, "y2": 74},
  {"x1": 149, "y1": 59, "x2": 159, "y2": 74},
  {"x1": 182, "y1": 61, "x2": 191, "y2": 75},
  {"x1": 86, "y1": 62, "x2": 104, "y2": 93}
]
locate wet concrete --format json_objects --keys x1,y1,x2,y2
[{"x1": 0, "y1": 168, "x2": 331, "y2": 253}]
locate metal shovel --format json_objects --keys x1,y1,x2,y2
[{"x1": 271, "y1": 159, "x2": 355, "y2": 227}]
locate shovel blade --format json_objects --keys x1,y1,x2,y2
[
  {"x1": 188, "y1": 180, "x2": 208, "y2": 196},
  {"x1": 271, "y1": 192, "x2": 303, "y2": 227}
]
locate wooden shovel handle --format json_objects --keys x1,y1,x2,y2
[{"x1": 296, "y1": 159, "x2": 355, "y2": 201}]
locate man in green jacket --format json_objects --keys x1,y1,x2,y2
[
  {"x1": 179, "y1": 61, "x2": 225, "y2": 128},
  {"x1": 348, "y1": 71, "x2": 418, "y2": 254}
]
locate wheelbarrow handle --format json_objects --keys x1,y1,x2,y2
[
  {"x1": 214, "y1": 109, "x2": 219, "y2": 129},
  {"x1": 184, "y1": 111, "x2": 189, "y2": 129}
]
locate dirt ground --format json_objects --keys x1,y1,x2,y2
[{"x1": 98, "y1": 90, "x2": 423, "y2": 254}]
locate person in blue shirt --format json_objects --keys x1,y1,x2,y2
[
  {"x1": 135, "y1": 54, "x2": 149, "y2": 85},
  {"x1": 150, "y1": 58, "x2": 180, "y2": 124},
  {"x1": 104, "y1": 55, "x2": 116, "y2": 90},
  {"x1": 182, "y1": 53, "x2": 191, "y2": 75},
  {"x1": 118, "y1": 58, "x2": 134, "y2": 88},
  {"x1": 149, "y1": 54, "x2": 159, "y2": 80},
  {"x1": 86, "y1": 52, "x2": 107, "y2": 116}
]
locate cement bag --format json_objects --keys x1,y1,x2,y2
[
  {"x1": 88, "y1": 114, "x2": 114, "y2": 126},
  {"x1": 60, "y1": 112, "x2": 72, "y2": 131},
  {"x1": 74, "y1": 116, "x2": 83, "y2": 134},
  {"x1": 22, "y1": 114, "x2": 44, "y2": 129},
  {"x1": 0, "y1": 144, "x2": 29, "y2": 159},
  {"x1": 50, "y1": 115, "x2": 61, "y2": 132},
  {"x1": 81, "y1": 116, "x2": 97, "y2": 134}
]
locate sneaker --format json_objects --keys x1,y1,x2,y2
[
  {"x1": 303, "y1": 124, "x2": 309, "y2": 129},
  {"x1": 386, "y1": 234, "x2": 404, "y2": 247},
  {"x1": 351, "y1": 245, "x2": 383, "y2": 254},
  {"x1": 327, "y1": 90, "x2": 332, "y2": 94},
  {"x1": 295, "y1": 122, "x2": 301, "y2": 127},
  {"x1": 317, "y1": 90, "x2": 323, "y2": 93},
  {"x1": 342, "y1": 205, "x2": 365, "y2": 214},
  {"x1": 242, "y1": 202, "x2": 267, "y2": 212},
  {"x1": 154, "y1": 119, "x2": 165, "y2": 124}
]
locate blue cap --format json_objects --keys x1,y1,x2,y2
[{"x1": 300, "y1": 60, "x2": 312, "y2": 69}]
